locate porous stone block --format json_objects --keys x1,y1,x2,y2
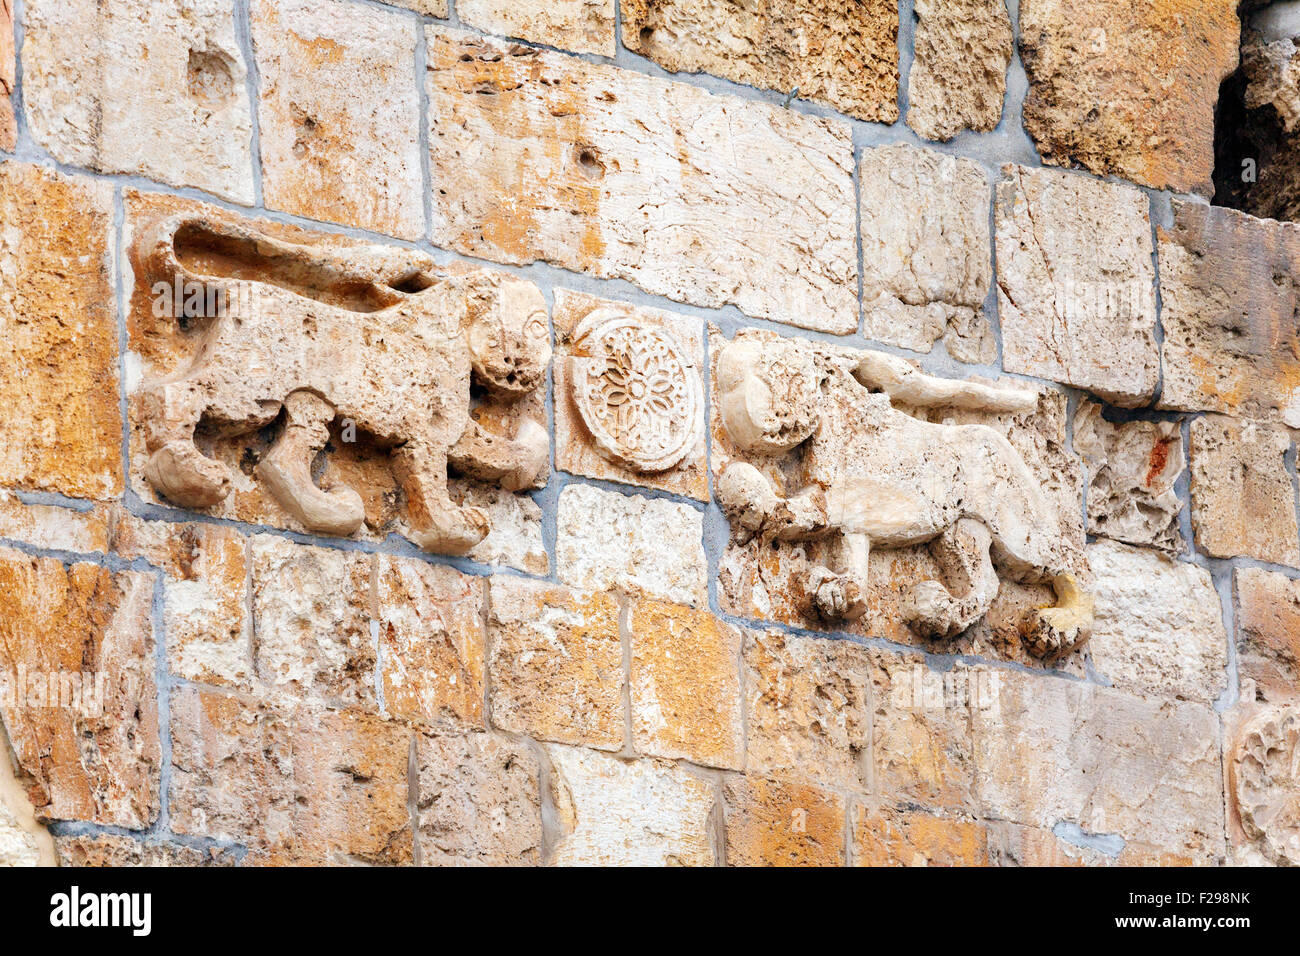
[
  {"x1": 459, "y1": 0, "x2": 615, "y2": 56},
  {"x1": 723, "y1": 776, "x2": 845, "y2": 867},
  {"x1": 853, "y1": 807, "x2": 988, "y2": 866},
  {"x1": 907, "y1": 0, "x2": 1012, "y2": 141},
  {"x1": 1235, "y1": 567, "x2": 1300, "y2": 703}
]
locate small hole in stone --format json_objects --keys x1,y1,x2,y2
[{"x1": 187, "y1": 48, "x2": 236, "y2": 104}]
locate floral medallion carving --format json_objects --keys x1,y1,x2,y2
[
  {"x1": 1233, "y1": 704, "x2": 1300, "y2": 866},
  {"x1": 568, "y1": 310, "x2": 702, "y2": 473}
]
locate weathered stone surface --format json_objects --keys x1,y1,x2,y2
[
  {"x1": 1073, "y1": 403, "x2": 1184, "y2": 553},
  {"x1": 450, "y1": 480, "x2": 549, "y2": 574},
  {"x1": 427, "y1": 28, "x2": 858, "y2": 334},
  {"x1": 54, "y1": 835, "x2": 238, "y2": 867},
  {"x1": 1088, "y1": 540, "x2": 1227, "y2": 703},
  {"x1": 0, "y1": 492, "x2": 112, "y2": 554},
  {"x1": 22, "y1": 0, "x2": 254, "y2": 202},
  {"x1": 1159, "y1": 201, "x2": 1300, "y2": 426},
  {"x1": 250, "y1": 536, "x2": 375, "y2": 708},
  {"x1": 1019, "y1": 0, "x2": 1240, "y2": 195},
  {"x1": 629, "y1": 600, "x2": 743, "y2": 770},
  {"x1": 860, "y1": 145, "x2": 995, "y2": 363},
  {"x1": 113, "y1": 515, "x2": 251, "y2": 689},
  {"x1": 871, "y1": 654, "x2": 981, "y2": 812},
  {"x1": 254, "y1": 0, "x2": 423, "y2": 238},
  {"x1": 1, "y1": 0, "x2": 13, "y2": 152},
  {"x1": 0, "y1": 803, "x2": 42, "y2": 867},
  {"x1": 995, "y1": 165, "x2": 1159, "y2": 406},
  {"x1": 1190, "y1": 416, "x2": 1300, "y2": 568},
  {"x1": 1235, "y1": 567, "x2": 1300, "y2": 703},
  {"x1": 973, "y1": 671, "x2": 1224, "y2": 863},
  {"x1": 379, "y1": 0, "x2": 447, "y2": 15},
  {"x1": 621, "y1": 0, "x2": 898, "y2": 122},
  {"x1": 744, "y1": 630, "x2": 870, "y2": 791},
  {"x1": 416, "y1": 732, "x2": 543, "y2": 866},
  {"x1": 557, "y1": 484, "x2": 706, "y2": 607},
  {"x1": 0, "y1": 164, "x2": 122, "y2": 500},
  {"x1": 907, "y1": 0, "x2": 1012, "y2": 141},
  {"x1": 170, "y1": 689, "x2": 413, "y2": 864},
  {"x1": 125, "y1": 195, "x2": 550, "y2": 559},
  {"x1": 378, "y1": 556, "x2": 485, "y2": 730},
  {"x1": 853, "y1": 807, "x2": 988, "y2": 866},
  {"x1": 723, "y1": 776, "x2": 844, "y2": 867},
  {"x1": 555, "y1": 290, "x2": 708, "y2": 500},
  {"x1": 487, "y1": 577, "x2": 623, "y2": 750},
  {"x1": 548, "y1": 746, "x2": 715, "y2": 866},
  {"x1": 712, "y1": 327, "x2": 1090, "y2": 661},
  {"x1": 0, "y1": 551, "x2": 159, "y2": 827},
  {"x1": 1228, "y1": 702, "x2": 1300, "y2": 866},
  {"x1": 0, "y1": 736, "x2": 54, "y2": 867},
  {"x1": 459, "y1": 0, "x2": 614, "y2": 56}
]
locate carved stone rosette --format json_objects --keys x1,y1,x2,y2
[
  {"x1": 1233, "y1": 704, "x2": 1300, "y2": 866},
  {"x1": 568, "y1": 310, "x2": 702, "y2": 473}
]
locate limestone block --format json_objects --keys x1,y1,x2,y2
[
  {"x1": 487, "y1": 577, "x2": 624, "y2": 750},
  {"x1": 1, "y1": 0, "x2": 13, "y2": 151},
  {"x1": 1088, "y1": 540, "x2": 1228, "y2": 703},
  {"x1": 22, "y1": 0, "x2": 254, "y2": 202},
  {"x1": 621, "y1": 0, "x2": 898, "y2": 122},
  {"x1": 1190, "y1": 416, "x2": 1300, "y2": 568},
  {"x1": 1228, "y1": 702, "x2": 1300, "y2": 866},
  {"x1": 548, "y1": 746, "x2": 715, "y2": 866},
  {"x1": 744, "y1": 630, "x2": 871, "y2": 792},
  {"x1": 427, "y1": 28, "x2": 858, "y2": 334},
  {"x1": 1235, "y1": 568, "x2": 1300, "y2": 703},
  {"x1": 629, "y1": 600, "x2": 743, "y2": 770},
  {"x1": 54, "y1": 836, "x2": 238, "y2": 867},
  {"x1": 1019, "y1": 0, "x2": 1240, "y2": 195},
  {"x1": 555, "y1": 290, "x2": 708, "y2": 500},
  {"x1": 378, "y1": 556, "x2": 486, "y2": 731},
  {"x1": 722, "y1": 777, "x2": 845, "y2": 867},
  {"x1": 1073, "y1": 402, "x2": 1184, "y2": 553},
  {"x1": 459, "y1": 0, "x2": 614, "y2": 56},
  {"x1": 860, "y1": 145, "x2": 995, "y2": 363},
  {"x1": 0, "y1": 164, "x2": 121, "y2": 499},
  {"x1": 253, "y1": 0, "x2": 423, "y2": 239},
  {"x1": 907, "y1": 0, "x2": 1012, "y2": 141},
  {"x1": 1159, "y1": 201, "x2": 1300, "y2": 426},
  {"x1": 416, "y1": 732, "x2": 543, "y2": 866},
  {"x1": 557, "y1": 484, "x2": 706, "y2": 607},
  {"x1": 0, "y1": 550, "x2": 160, "y2": 827},
  {"x1": 853, "y1": 808, "x2": 988, "y2": 866},
  {"x1": 0, "y1": 492, "x2": 112, "y2": 554},
  {"x1": 995, "y1": 165, "x2": 1159, "y2": 406}
]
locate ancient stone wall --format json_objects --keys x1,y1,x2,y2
[{"x1": 0, "y1": 0, "x2": 1296, "y2": 867}]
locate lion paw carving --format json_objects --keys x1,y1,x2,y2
[{"x1": 135, "y1": 213, "x2": 551, "y2": 556}]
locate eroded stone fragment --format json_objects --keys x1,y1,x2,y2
[
  {"x1": 629, "y1": 600, "x2": 743, "y2": 769},
  {"x1": 555, "y1": 290, "x2": 707, "y2": 499},
  {"x1": 744, "y1": 630, "x2": 871, "y2": 791},
  {"x1": 548, "y1": 746, "x2": 715, "y2": 866},
  {"x1": 1159, "y1": 201, "x2": 1300, "y2": 426},
  {"x1": 0, "y1": 164, "x2": 122, "y2": 499},
  {"x1": 487, "y1": 577, "x2": 624, "y2": 750},
  {"x1": 995, "y1": 165, "x2": 1158, "y2": 406},
  {"x1": 254, "y1": 0, "x2": 423, "y2": 238},
  {"x1": 378, "y1": 556, "x2": 486, "y2": 731},
  {"x1": 860, "y1": 145, "x2": 994, "y2": 363},
  {"x1": 907, "y1": 0, "x2": 1012, "y2": 141},
  {"x1": 1088, "y1": 540, "x2": 1227, "y2": 704},
  {"x1": 1073, "y1": 402, "x2": 1184, "y2": 553},
  {"x1": 1235, "y1": 567, "x2": 1300, "y2": 703},
  {"x1": 1019, "y1": 0, "x2": 1240, "y2": 195},
  {"x1": 22, "y1": 0, "x2": 254, "y2": 201},
  {"x1": 1230, "y1": 703, "x2": 1300, "y2": 866},
  {"x1": 427, "y1": 28, "x2": 858, "y2": 334},
  {"x1": 0, "y1": 551, "x2": 160, "y2": 827},
  {"x1": 557, "y1": 484, "x2": 707, "y2": 607},
  {"x1": 723, "y1": 777, "x2": 845, "y2": 867},
  {"x1": 459, "y1": 0, "x2": 614, "y2": 56},
  {"x1": 170, "y1": 689, "x2": 413, "y2": 864},
  {"x1": 621, "y1": 0, "x2": 898, "y2": 122},
  {"x1": 416, "y1": 732, "x2": 543, "y2": 866},
  {"x1": 1190, "y1": 416, "x2": 1300, "y2": 568}
]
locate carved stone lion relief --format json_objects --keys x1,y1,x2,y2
[
  {"x1": 1232, "y1": 704, "x2": 1300, "y2": 866},
  {"x1": 133, "y1": 213, "x2": 551, "y2": 556},
  {"x1": 567, "y1": 309, "x2": 702, "y2": 474},
  {"x1": 713, "y1": 329, "x2": 1093, "y2": 660}
]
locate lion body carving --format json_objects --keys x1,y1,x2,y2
[{"x1": 135, "y1": 214, "x2": 551, "y2": 555}]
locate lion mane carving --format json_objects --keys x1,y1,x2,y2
[
  {"x1": 133, "y1": 213, "x2": 551, "y2": 556},
  {"x1": 714, "y1": 329, "x2": 1093, "y2": 660}
]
